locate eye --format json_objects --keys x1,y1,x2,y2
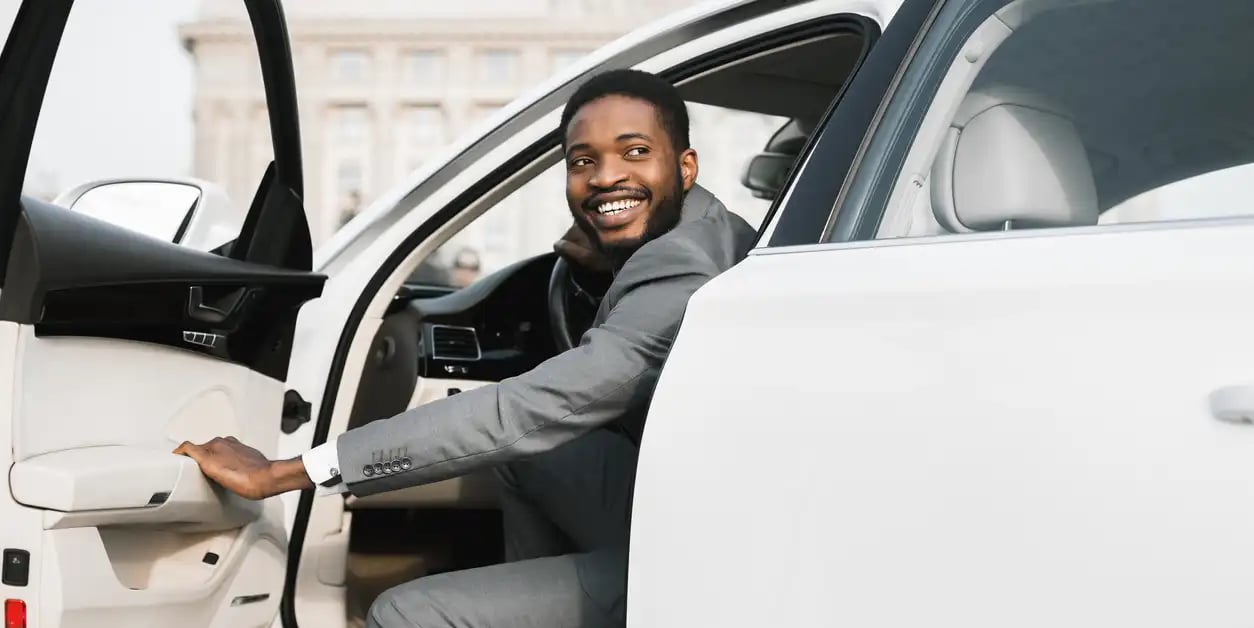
[
  {"x1": 568, "y1": 157, "x2": 593, "y2": 168},
  {"x1": 625, "y1": 146, "x2": 649, "y2": 157}
]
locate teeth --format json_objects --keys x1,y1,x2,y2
[{"x1": 596, "y1": 199, "x2": 641, "y2": 215}]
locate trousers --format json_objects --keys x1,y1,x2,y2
[{"x1": 366, "y1": 429, "x2": 637, "y2": 628}]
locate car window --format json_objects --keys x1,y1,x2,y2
[
  {"x1": 10, "y1": 1, "x2": 265, "y2": 248},
  {"x1": 831, "y1": 0, "x2": 1254, "y2": 241},
  {"x1": 409, "y1": 102, "x2": 787, "y2": 288}
]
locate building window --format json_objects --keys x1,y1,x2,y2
[
  {"x1": 476, "y1": 50, "x2": 519, "y2": 85},
  {"x1": 550, "y1": 49, "x2": 589, "y2": 75},
  {"x1": 336, "y1": 159, "x2": 364, "y2": 223},
  {"x1": 331, "y1": 49, "x2": 371, "y2": 83},
  {"x1": 332, "y1": 106, "x2": 370, "y2": 144},
  {"x1": 404, "y1": 50, "x2": 445, "y2": 85},
  {"x1": 336, "y1": 160, "x2": 363, "y2": 198},
  {"x1": 402, "y1": 106, "x2": 446, "y2": 146}
]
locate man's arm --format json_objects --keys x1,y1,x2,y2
[
  {"x1": 174, "y1": 238, "x2": 713, "y2": 501},
  {"x1": 338, "y1": 240, "x2": 715, "y2": 496}
]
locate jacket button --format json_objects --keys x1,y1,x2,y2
[
  {"x1": 373, "y1": 463, "x2": 384, "y2": 475},
  {"x1": 362, "y1": 465, "x2": 374, "y2": 477},
  {"x1": 400, "y1": 457, "x2": 413, "y2": 470}
]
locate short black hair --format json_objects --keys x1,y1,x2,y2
[{"x1": 560, "y1": 69, "x2": 690, "y2": 154}]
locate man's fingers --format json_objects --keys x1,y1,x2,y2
[{"x1": 177, "y1": 445, "x2": 205, "y2": 462}]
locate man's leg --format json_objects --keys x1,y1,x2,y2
[
  {"x1": 367, "y1": 547, "x2": 626, "y2": 628},
  {"x1": 493, "y1": 429, "x2": 638, "y2": 558},
  {"x1": 493, "y1": 464, "x2": 570, "y2": 561}
]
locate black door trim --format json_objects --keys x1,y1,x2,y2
[
  {"x1": 243, "y1": 0, "x2": 303, "y2": 197},
  {"x1": 0, "y1": 0, "x2": 73, "y2": 284},
  {"x1": 766, "y1": 0, "x2": 943, "y2": 247}
]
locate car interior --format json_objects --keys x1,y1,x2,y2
[
  {"x1": 877, "y1": 0, "x2": 1254, "y2": 241},
  {"x1": 325, "y1": 28, "x2": 868, "y2": 625}
]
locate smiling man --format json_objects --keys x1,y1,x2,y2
[{"x1": 176, "y1": 69, "x2": 755, "y2": 628}]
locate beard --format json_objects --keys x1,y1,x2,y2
[{"x1": 574, "y1": 165, "x2": 685, "y2": 269}]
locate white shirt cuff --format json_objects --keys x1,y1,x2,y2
[{"x1": 302, "y1": 438, "x2": 347, "y2": 496}]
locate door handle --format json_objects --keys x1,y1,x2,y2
[
  {"x1": 280, "y1": 389, "x2": 312, "y2": 435},
  {"x1": 1209, "y1": 385, "x2": 1254, "y2": 424},
  {"x1": 187, "y1": 286, "x2": 248, "y2": 324}
]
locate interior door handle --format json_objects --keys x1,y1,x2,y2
[
  {"x1": 1209, "y1": 385, "x2": 1254, "y2": 424},
  {"x1": 187, "y1": 286, "x2": 248, "y2": 324}
]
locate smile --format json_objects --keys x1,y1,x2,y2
[{"x1": 596, "y1": 199, "x2": 643, "y2": 215}]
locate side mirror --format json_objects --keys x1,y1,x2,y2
[
  {"x1": 741, "y1": 152, "x2": 797, "y2": 200},
  {"x1": 53, "y1": 178, "x2": 243, "y2": 252}
]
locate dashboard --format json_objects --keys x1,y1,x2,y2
[
  {"x1": 345, "y1": 253, "x2": 564, "y2": 432},
  {"x1": 408, "y1": 253, "x2": 560, "y2": 382}
]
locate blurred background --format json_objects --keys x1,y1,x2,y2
[{"x1": 2, "y1": 0, "x2": 786, "y2": 285}]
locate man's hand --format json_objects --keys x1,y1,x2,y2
[
  {"x1": 554, "y1": 223, "x2": 612, "y2": 274},
  {"x1": 173, "y1": 436, "x2": 313, "y2": 500}
]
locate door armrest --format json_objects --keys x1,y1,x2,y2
[{"x1": 9, "y1": 445, "x2": 261, "y2": 530}]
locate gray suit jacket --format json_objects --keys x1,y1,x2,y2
[{"x1": 339, "y1": 184, "x2": 756, "y2": 496}]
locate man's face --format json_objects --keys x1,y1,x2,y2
[{"x1": 564, "y1": 95, "x2": 698, "y2": 260}]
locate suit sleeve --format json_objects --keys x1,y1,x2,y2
[{"x1": 338, "y1": 241, "x2": 716, "y2": 496}]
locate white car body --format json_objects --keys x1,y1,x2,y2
[{"x1": 6, "y1": 0, "x2": 1254, "y2": 626}]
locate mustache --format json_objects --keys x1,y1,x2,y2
[{"x1": 581, "y1": 186, "x2": 650, "y2": 211}]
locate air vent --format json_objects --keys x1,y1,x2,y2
[{"x1": 430, "y1": 325, "x2": 481, "y2": 361}]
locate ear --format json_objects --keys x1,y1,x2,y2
[{"x1": 679, "y1": 148, "x2": 699, "y2": 193}]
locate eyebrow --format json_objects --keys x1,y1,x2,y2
[
  {"x1": 616, "y1": 132, "x2": 653, "y2": 143},
  {"x1": 566, "y1": 132, "x2": 655, "y2": 157}
]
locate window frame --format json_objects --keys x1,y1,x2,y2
[
  {"x1": 758, "y1": 0, "x2": 940, "y2": 248},
  {"x1": 0, "y1": 0, "x2": 307, "y2": 281}
]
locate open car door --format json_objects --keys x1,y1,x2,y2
[{"x1": 0, "y1": 1, "x2": 321, "y2": 627}]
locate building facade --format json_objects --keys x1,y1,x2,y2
[{"x1": 180, "y1": 1, "x2": 699, "y2": 252}]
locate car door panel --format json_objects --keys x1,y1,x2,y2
[
  {"x1": 0, "y1": 2, "x2": 317, "y2": 627},
  {"x1": 12, "y1": 330, "x2": 283, "y2": 462},
  {"x1": 39, "y1": 514, "x2": 286, "y2": 628},
  {"x1": 633, "y1": 221, "x2": 1254, "y2": 626},
  {"x1": 4, "y1": 324, "x2": 293, "y2": 626}
]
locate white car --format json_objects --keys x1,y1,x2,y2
[{"x1": 2, "y1": 0, "x2": 1252, "y2": 627}]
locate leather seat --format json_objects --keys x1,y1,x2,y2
[{"x1": 931, "y1": 85, "x2": 1099, "y2": 232}]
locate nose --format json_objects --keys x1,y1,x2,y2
[{"x1": 589, "y1": 157, "x2": 629, "y2": 190}]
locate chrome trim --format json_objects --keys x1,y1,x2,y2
[
  {"x1": 182, "y1": 330, "x2": 223, "y2": 349},
  {"x1": 747, "y1": 214, "x2": 1254, "y2": 257}
]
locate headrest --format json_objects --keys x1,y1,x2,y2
[{"x1": 931, "y1": 85, "x2": 1098, "y2": 232}]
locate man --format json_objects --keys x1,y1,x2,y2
[{"x1": 175, "y1": 69, "x2": 756, "y2": 627}]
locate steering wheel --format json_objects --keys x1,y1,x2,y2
[{"x1": 547, "y1": 256, "x2": 605, "y2": 352}]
